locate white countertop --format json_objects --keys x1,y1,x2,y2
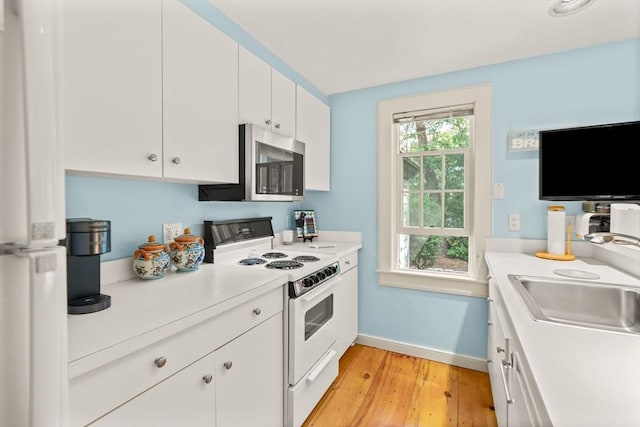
[
  {"x1": 485, "y1": 251, "x2": 640, "y2": 427},
  {"x1": 273, "y1": 236, "x2": 362, "y2": 258},
  {"x1": 68, "y1": 263, "x2": 288, "y2": 377}
]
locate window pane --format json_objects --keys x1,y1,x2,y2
[
  {"x1": 402, "y1": 192, "x2": 420, "y2": 227},
  {"x1": 422, "y1": 117, "x2": 471, "y2": 151},
  {"x1": 423, "y1": 155, "x2": 442, "y2": 190},
  {"x1": 398, "y1": 234, "x2": 469, "y2": 273},
  {"x1": 398, "y1": 123, "x2": 422, "y2": 153},
  {"x1": 444, "y1": 192, "x2": 464, "y2": 228},
  {"x1": 423, "y1": 193, "x2": 442, "y2": 227},
  {"x1": 445, "y1": 154, "x2": 464, "y2": 190},
  {"x1": 403, "y1": 157, "x2": 420, "y2": 190}
]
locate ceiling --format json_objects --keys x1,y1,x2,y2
[{"x1": 209, "y1": 0, "x2": 640, "y2": 95}]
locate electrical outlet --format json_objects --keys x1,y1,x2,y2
[
  {"x1": 163, "y1": 223, "x2": 182, "y2": 244},
  {"x1": 508, "y1": 214, "x2": 521, "y2": 231}
]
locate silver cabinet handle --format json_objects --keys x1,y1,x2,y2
[
  {"x1": 496, "y1": 346, "x2": 505, "y2": 354},
  {"x1": 171, "y1": 157, "x2": 181, "y2": 165},
  {"x1": 500, "y1": 360, "x2": 515, "y2": 404},
  {"x1": 487, "y1": 297, "x2": 493, "y2": 302},
  {"x1": 274, "y1": 123, "x2": 281, "y2": 129},
  {"x1": 154, "y1": 357, "x2": 167, "y2": 368},
  {"x1": 202, "y1": 374, "x2": 213, "y2": 384},
  {"x1": 148, "y1": 154, "x2": 158, "y2": 162},
  {"x1": 253, "y1": 308, "x2": 262, "y2": 315},
  {"x1": 345, "y1": 260, "x2": 351, "y2": 265},
  {"x1": 265, "y1": 119, "x2": 271, "y2": 126},
  {"x1": 223, "y1": 361, "x2": 233, "y2": 370},
  {"x1": 488, "y1": 321, "x2": 493, "y2": 326}
]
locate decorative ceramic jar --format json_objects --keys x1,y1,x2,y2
[
  {"x1": 133, "y1": 235, "x2": 170, "y2": 279},
  {"x1": 169, "y1": 228, "x2": 205, "y2": 272}
]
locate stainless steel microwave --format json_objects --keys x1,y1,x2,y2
[{"x1": 198, "y1": 124, "x2": 305, "y2": 202}]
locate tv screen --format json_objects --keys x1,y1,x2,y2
[{"x1": 538, "y1": 120, "x2": 640, "y2": 201}]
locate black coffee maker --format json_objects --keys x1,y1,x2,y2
[{"x1": 64, "y1": 218, "x2": 112, "y2": 314}]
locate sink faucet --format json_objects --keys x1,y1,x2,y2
[{"x1": 583, "y1": 232, "x2": 640, "y2": 247}]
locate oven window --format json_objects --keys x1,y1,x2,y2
[{"x1": 304, "y1": 294, "x2": 333, "y2": 341}]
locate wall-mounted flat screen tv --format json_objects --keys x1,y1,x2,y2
[{"x1": 539, "y1": 120, "x2": 640, "y2": 201}]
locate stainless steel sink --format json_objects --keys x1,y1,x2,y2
[{"x1": 507, "y1": 275, "x2": 640, "y2": 335}]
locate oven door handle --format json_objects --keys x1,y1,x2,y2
[
  {"x1": 306, "y1": 349, "x2": 337, "y2": 383},
  {"x1": 301, "y1": 277, "x2": 341, "y2": 303}
]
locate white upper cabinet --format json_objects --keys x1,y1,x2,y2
[
  {"x1": 61, "y1": 0, "x2": 239, "y2": 184},
  {"x1": 296, "y1": 85, "x2": 331, "y2": 191},
  {"x1": 61, "y1": 0, "x2": 163, "y2": 178},
  {"x1": 239, "y1": 46, "x2": 295, "y2": 137},
  {"x1": 162, "y1": 0, "x2": 239, "y2": 184},
  {"x1": 270, "y1": 68, "x2": 296, "y2": 137}
]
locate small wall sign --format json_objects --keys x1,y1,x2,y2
[{"x1": 507, "y1": 130, "x2": 539, "y2": 152}]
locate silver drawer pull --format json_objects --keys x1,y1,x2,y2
[
  {"x1": 154, "y1": 357, "x2": 167, "y2": 368},
  {"x1": 223, "y1": 361, "x2": 233, "y2": 370},
  {"x1": 202, "y1": 374, "x2": 213, "y2": 384},
  {"x1": 488, "y1": 321, "x2": 493, "y2": 326},
  {"x1": 274, "y1": 123, "x2": 281, "y2": 129},
  {"x1": 265, "y1": 119, "x2": 271, "y2": 126},
  {"x1": 253, "y1": 307, "x2": 262, "y2": 316},
  {"x1": 172, "y1": 157, "x2": 181, "y2": 165},
  {"x1": 496, "y1": 346, "x2": 505, "y2": 354},
  {"x1": 345, "y1": 260, "x2": 351, "y2": 265},
  {"x1": 148, "y1": 153, "x2": 158, "y2": 162}
]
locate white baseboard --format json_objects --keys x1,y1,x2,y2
[{"x1": 355, "y1": 334, "x2": 488, "y2": 373}]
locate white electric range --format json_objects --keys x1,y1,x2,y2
[{"x1": 203, "y1": 218, "x2": 341, "y2": 427}]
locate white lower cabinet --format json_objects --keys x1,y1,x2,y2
[
  {"x1": 487, "y1": 278, "x2": 550, "y2": 427},
  {"x1": 335, "y1": 250, "x2": 359, "y2": 358},
  {"x1": 215, "y1": 312, "x2": 283, "y2": 427},
  {"x1": 93, "y1": 312, "x2": 283, "y2": 427},
  {"x1": 90, "y1": 352, "x2": 216, "y2": 427},
  {"x1": 70, "y1": 286, "x2": 284, "y2": 427}
]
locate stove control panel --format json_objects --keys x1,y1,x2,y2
[{"x1": 290, "y1": 262, "x2": 340, "y2": 298}]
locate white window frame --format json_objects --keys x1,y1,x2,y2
[{"x1": 377, "y1": 84, "x2": 492, "y2": 297}]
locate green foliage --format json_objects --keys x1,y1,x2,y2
[
  {"x1": 445, "y1": 237, "x2": 468, "y2": 261},
  {"x1": 410, "y1": 235, "x2": 442, "y2": 268}
]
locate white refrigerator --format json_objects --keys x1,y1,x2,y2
[{"x1": 1, "y1": 0, "x2": 68, "y2": 426}]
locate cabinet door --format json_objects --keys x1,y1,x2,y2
[
  {"x1": 271, "y1": 68, "x2": 296, "y2": 137},
  {"x1": 215, "y1": 313, "x2": 283, "y2": 427},
  {"x1": 61, "y1": 0, "x2": 162, "y2": 178},
  {"x1": 296, "y1": 86, "x2": 330, "y2": 191},
  {"x1": 90, "y1": 352, "x2": 215, "y2": 427},
  {"x1": 335, "y1": 266, "x2": 358, "y2": 358},
  {"x1": 239, "y1": 46, "x2": 271, "y2": 129},
  {"x1": 162, "y1": 0, "x2": 239, "y2": 183},
  {"x1": 488, "y1": 283, "x2": 508, "y2": 427}
]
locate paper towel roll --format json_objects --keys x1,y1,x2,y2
[
  {"x1": 547, "y1": 206, "x2": 566, "y2": 255},
  {"x1": 611, "y1": 203, "x2": 640, "y2": 236}
]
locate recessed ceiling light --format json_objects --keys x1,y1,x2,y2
[{"x1": 549, "y1": 0, "x2": 596, "y2": 17}]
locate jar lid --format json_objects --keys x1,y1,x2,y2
[
  {"x1": 174, "y1": 228, "x2": 201, "y2": 243},
  {"x1": 138, "y1": 235, "x2": 166, "y2": 251}
]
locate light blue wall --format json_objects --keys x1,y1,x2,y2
[
  {"x1": 304, "y1": 38, "x2": 640, "y2": 359},
  {"x1": 65, "y1": 176, "x2": 303, "y2": 261}
]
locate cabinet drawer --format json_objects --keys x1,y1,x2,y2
[
  {"x1": 339, "y1": 251, "x2": 358, "y2": 273},
  {"x1": 71, "y1": 286, "x2": 283, "y2": 426}
]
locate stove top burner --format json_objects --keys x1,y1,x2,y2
[
  {"x1": 265, "y1": 260, "x2": 304, "y2": 270},
  {"x1": 292, "y1": 255, "x2": 320, "y2": 263},
  {"x1": 238, "y1": 258, "x2": 267, "y2": 266},
  {"x1": 262, "y1": 252, "x2": 288, "y2": 259}
]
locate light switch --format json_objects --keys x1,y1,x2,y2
[{"x1": 494, "y1": 183, "x2": 505, "y2": 199}]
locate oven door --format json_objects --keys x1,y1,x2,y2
[{"x1": 289, "y1": 277, "x2": 340, "y2": 385}]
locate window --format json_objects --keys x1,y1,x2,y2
[{"x1": 377, "y1": 85, "x2": 492, "y2": 296}]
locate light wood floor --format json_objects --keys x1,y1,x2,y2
[{"x1": 302, "y1": 344, "x2": 497, "y2": 427}]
